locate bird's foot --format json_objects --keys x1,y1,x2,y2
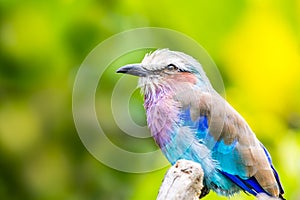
[{"x1": 199, "y1": 185, "x2": 210, "y2": 199}]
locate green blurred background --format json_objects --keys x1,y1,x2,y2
[{"x1": 1, "y1": 0, "x2": 300, "y2": 199}]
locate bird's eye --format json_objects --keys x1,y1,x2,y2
[{"x1": 166, "y1": 64, "x2": 178, "y2": 71}]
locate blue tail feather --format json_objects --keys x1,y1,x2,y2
[{"x1": 221, "y1": 171, "x2": 261, "y2": 196}]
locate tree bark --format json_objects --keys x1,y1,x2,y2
[{"x1": 157, "y1": 159, "x2": 204, "y2": 200}]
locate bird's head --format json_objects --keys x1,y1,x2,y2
[{"x1": 117, "y1": 49, "x2": 212, "y2": 96}]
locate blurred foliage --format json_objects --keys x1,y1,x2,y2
[{"x1": 0, "y1": 0, "x2": 300, "y2": 200}]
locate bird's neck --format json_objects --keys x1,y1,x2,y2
[{"x1": 143, "y1": 84, "x2": 180, "y2": 148}]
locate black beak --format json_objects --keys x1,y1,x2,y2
[{"x1": 116, "y1": 64, "x2": 149, "y2": 77}]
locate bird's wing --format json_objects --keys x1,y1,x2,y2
[{"x1": 179, "y1": 91, "x2": 284, "y2": 197}]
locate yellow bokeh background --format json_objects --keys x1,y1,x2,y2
[{"x1": 0, "y1": 0, "x2": 299, "y2": 199}]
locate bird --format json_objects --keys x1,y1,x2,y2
[{"x1": 116, "y1": 49, "x2": 284, "y2": 199}]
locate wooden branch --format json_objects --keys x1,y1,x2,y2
[{"x1": 157, "y1": 159, "x2": 204, "y2": 200}]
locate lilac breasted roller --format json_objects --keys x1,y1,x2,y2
[{"x1": 116, "y1": 49, "x2": 284, "y2": 199}]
